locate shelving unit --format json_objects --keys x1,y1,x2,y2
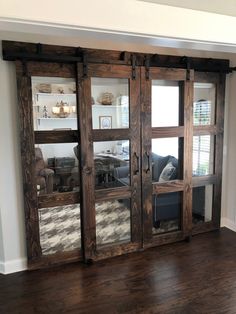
[{"x1": 32, "y1": 85, "x2": 77, "y2": 131}]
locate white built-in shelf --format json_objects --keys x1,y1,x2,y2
[
  {"x1": 35, "y1": 93, "x2": 76, "y2": 102},
  {"x1": 37, "y1": 117, "x2": 77, "y2": 120},
  {"x1": 36, "y1": 93, "x2": 76, "y2": 97},
  {"x1": 92, "y1": 104, "x2": 124, "y2": 108}
]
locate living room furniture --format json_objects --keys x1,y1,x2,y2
[
  {"x1": 114, "y1": 153, "x2": 205, "y2": 227},
  {"x1": 35, "y1": 147, "x2": 54, "y2": 195},
  {"x1": 2, "y1": 40, "x2": 227, "y2": 270}
]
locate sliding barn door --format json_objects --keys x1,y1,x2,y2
[
  {"x1": 77, "y1": 63, "x2": 142, "y2": 261},
  {"x1": 192, "y1": 72, "x2": 225, "y2": 234},
  {"x1": 16, "y1": 61, "x2": 82, "y2": 269},
  {"x1": 141, "y1": 67, "x2": 194, "y2": 247}
]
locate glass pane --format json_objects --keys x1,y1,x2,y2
[
  {"x1": 32, "y1": 77, "x2": 77, "y2": 131},
  {"x1": 91, "y1": 78, "x2": 129, "y2": 129},
  {"x1": 96, "y1": 199, "x2": 131, "y2": 247},
  {"x1": 152, "y1": 80, "x2": 180, "y2": 127},
  {"x1": 152, "y1": 192, "x2": 182, "y2": 234},
  {"x1": 192, "y1": 135, "x2": 215, "y2": 176},
  {"x1": 194, "y1": 83, "x2": 216, "y2": 125},
  {"x1": 35, "y1": 143, "x2": 79, "y2": 195},
  {"x1": 94, "y1": 140, "x2": 130, "y2": 189},
  {"x1": 152, "y1": 138, "x2": 182, "y2": 182},
  {"x1": 192, "y1": 185, "x2": 213, "y2": 225},
  {"x1": 39, "y1": 203, "x2": 81, "y2": 255}
]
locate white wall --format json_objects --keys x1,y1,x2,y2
[
  {"x1": 1, "y1": 0, "x2": 236, "y2": 47},
  {"x1": 222, "y1": 55, "x2": 236, "y2": 229},
  {"x1": 0, "y1": 44, "x2": 27, "y2": 273}
]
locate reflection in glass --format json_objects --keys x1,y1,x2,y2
[
  {"x1": 192, "y1": 185, "x2": 213, "y2": 225},
  {"x1": 35, "y1": 143, "x2": 79, "y2": 195},
  {"x1": 39, "y1": 203, "x2": 81, "y2": 255},
  {"x1": 96, "y1": 199, "x2": 131, "y2": 247},
  {"x1": 152, "y1": 138, "x2": 182, "y2": 182},
  {"x1": 94, "y1": 140, "x2": 130, "y2": 189},
  {"x1": 152, "y1": 80, "x2": 180, "y2": 127},
  {"x1": 194, "y1": 83, "x2": 216, "y2": 125},
  {"x1": 32, "y1": 77, "x2": 77, "y2": 131},
  {"x1": 91, "y1": 78, "x2": 129, "y2": 129},
  {"x1": 152, "y1": 192, "x2": 182, "y2": 234},
  {"x1": 192, "y1": 135, "x2": 214, "y2": 176}
]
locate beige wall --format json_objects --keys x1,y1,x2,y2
[
  {"x1": 0, "y1": 46, "x2": 26, "y2": 272},
  {"x1": 1, "y1": 0, "x2": 236, "y2": 47},
  {"x1": 223, "y1": 56, "x2": 236, "y2": 222},
  {"x1": 0, "y1": 33, "x2": 235, "y2": 273}
]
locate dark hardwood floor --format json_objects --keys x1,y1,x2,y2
[{"x1": 1, "y1": 228, "x2": 236, "y2": 314}]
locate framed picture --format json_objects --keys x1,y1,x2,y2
[{"x1": 99, "y1": 116, "x2": 112, "y2": 129}]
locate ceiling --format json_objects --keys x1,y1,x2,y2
[{"x1": 139, "y1": 0, "x2": 236, "y2": 17}]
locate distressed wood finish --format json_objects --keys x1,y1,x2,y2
[
  {"x1": 16, "y1": 60, "x2": 82, "y2": 268},
  {"x1": 149, "y1": 67, "x2": 192, "y2": 81},
  {"x1": 15, "y1": 60, "x2": 76, "y2": 78},
  {"x1": 182, "y1": 79, "x2": 194, "y2": 237},
  {"x1": 77, "y1": 65, "x2": 96, "y2": 262},
  {"x1": 38, "y1": 191, "x2": 80, "y2": 209},
  {"x1": 142, "y1": 68, "x2": 193, "y2": 248},
  {"x1": 8, "y1": 41, "x2": 227, "y2": 269},
  {"x1": 141, "y1": 67, "x2": 153, "y2": 244},
  {"x1": 35, "y1": 130, "x2": 78, "y2": 144},
  {"x1": 193, "y1": 125, "x2": 218, "y2": 135},
  {"x1": 29, "y1": 249, "x2": 82, "y2": 270},
  {"x1": 16, "y1": 66, "x2": 42, "y2": 262},
  {"x1": 152, "y1": 180, "x2": 184, "y2": 194},
  {"x1": 145, "y1": 231, "x2": 185, "y2": 248},
  {"x1": 192, "y1": 72, "x2": 225, "y2": 234},
  {"x1": 89, "y1": 64, "x2": 142, "y2": 259},
  {"x1": 192, "y1": 175, "x2": 217, "y2": 187},
  {"x1": 129, "y1": 67, "x2": 142, "y2": 244},
  {"x1": 194, "y1": 71, "x2": 220, "y2": 84},
  {"x1": 192, "y1": 221, "x2": 216, "y2": 235},
  {"x1": 95, "y1": 186, "x2": 131, "y2": 202},
  {"x1": 93, "y1": 242, "x2": 141, "y2": 261},
  {"x1": 152, "y1": 126, "x2": 184, "y2": 138},
  {"x1": 4, "y1": 41, "x2": 230, "y2": 72},
  {"x1": 213, "y1": 73, "x2": 226, "y2": 229},
  {"x1": 87, "y1": 63, "x2": 133, "y2": 78},
  {"x1": 92, "y1": 129, "x2": 130, "y2": 142}
]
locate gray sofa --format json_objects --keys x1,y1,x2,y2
[{"x1": 114, "y1": 153, "x2": 205, "y2": 228}]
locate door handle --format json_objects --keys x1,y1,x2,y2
[
  {"x1": 145, "y1": 152, "x2": 151, "y2": 173},
  {"x1": 134, "y1": 152, "x2": 139, "y2": 175}
]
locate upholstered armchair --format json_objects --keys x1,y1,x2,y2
[{"x1": 35, "y1": 147, "x2": 54, "y2": 195}]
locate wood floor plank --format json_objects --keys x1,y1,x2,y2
[{"x1": 0, "y1": 228, "x2": 236, "y2": 314}]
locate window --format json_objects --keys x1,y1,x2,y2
[{"x1": 193, "y1": 135, "x2": 214, "y2": 176}]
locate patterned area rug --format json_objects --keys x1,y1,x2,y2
[
  {"x1": 39, "y1": 201, "x2": 203, "y2": 256},
  {"x1": 152, "y1": 219, "x2": 179, "y2": 234},
  {"x1": 39, "y1": 200, "x2": 130, "y2": 255}
]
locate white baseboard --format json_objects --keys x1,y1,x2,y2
[
  {"x1": 0, "y1": 258, "x2": 27, "y2": 275},
  {"x1": 221, "y1": 217, "x2": 236, "y2": 232}
]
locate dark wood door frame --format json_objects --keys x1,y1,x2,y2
[
  {"x1": 78, "y1": 63, "x2": 142, "y2": 261},
  {"x1": 16, "y1": 61, "x2": 82, "y2": 270},
  {"x1": 6, "y1": 41, "x2": 227, "y2": 269},
  {"x1": 141, "y1": 67, "x2": 194, "y2": 248}
]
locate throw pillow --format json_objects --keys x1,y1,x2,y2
[
  {"x1": 152, "y1": 154, "x2": 170, "y2": 181},
  {"x1": 159, "y1": 162, "x2": 177, "y2": 182}
]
